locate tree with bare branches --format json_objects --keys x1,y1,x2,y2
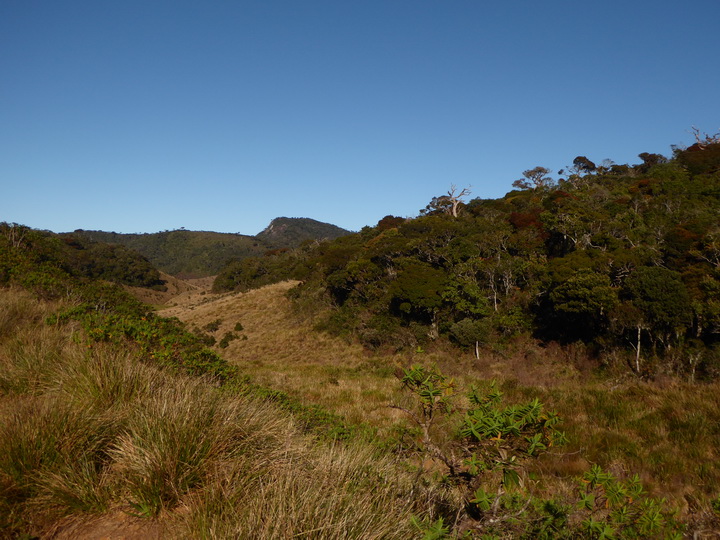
[
  {"x1": 447, "y1": 184, "x2": 471, "y2": 217},
  {"x1": 690, "y1": 125, "x2": 720, "y2": 149},
  {"x1": 421, "y1": 185, "x2": 471, "y2": 218}
]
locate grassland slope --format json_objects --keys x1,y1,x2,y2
[{"x1": 157, "y1": 278, "x2": 720, "y2": 535}]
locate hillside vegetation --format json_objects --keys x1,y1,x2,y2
[
  {"x1": 216, "y1": 139, "x2": 720, "y2": 383},
  {"x1": 0, "y1": 224, "x2": 426, "y2": 538},
  {"x1": 74, "y1": 217, "x2": 352, "y2": 278},
  {"x1": 166, "y1": 277, "x2": 720, "y2": 538},
  {"x1": 1, "y1": 227, "x2": 165, "y2": 291},
  {"x1": 256, "y1": 216, "x2": 353, "y2": 249}
]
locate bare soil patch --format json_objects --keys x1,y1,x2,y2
[{"x1": 50, "y1": 508, "x2": 166, "y2": 540}]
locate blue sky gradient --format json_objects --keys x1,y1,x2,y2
[{"x1": 2, "y1": 1, "x2": 719, "y2": 234}]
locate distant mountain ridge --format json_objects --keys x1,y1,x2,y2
[{"x1": 72, "y1": 217, "x2": 352, "y2": 278}]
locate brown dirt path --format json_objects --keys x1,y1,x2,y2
[{"x1": 50, "y1": 509, "x2": 166, "y2": 540}]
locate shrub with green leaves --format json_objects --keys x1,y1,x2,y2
[
  {"x1": 576, "y1": 464, "x2": 684, "y2": 539},
  {"x1": 218, "y1": 331, "x2": 238, "y2": 349},
  {"x1": 396, "y1": 366, "x2": 564, "y2": 482},
  {"x1": 394, "y1": 365, "x2": 565, "y2": 533},
  {"x1": 395, "y1": 365, "x2": 685, "y2": 538},
  {"x1": 203, "y1": 319, "x2": 222, "y2": 333},
  {"x1": 460, "y1": 382, "x2": 566, "y2": 485},
  {"x1": 49, "y1": 305, "x2": 237, "y2": 382}
]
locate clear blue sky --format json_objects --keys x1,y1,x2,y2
[{"x1": 2, "y1": 1, "x2": 719, "y2": 235}]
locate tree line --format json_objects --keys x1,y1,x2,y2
[{"x1": 215, "y1": 136, "x2": 720, "y2": 380}]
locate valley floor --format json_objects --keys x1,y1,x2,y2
[
  {"x1": 153, "y1": 278, "x2": 720, "y2": 535},
  {"x1": 155, "y1": 279, "x2": 588, "y2": 429},
  {"x1": 5, "y1": 279, "x2": 716, "y2": 538}
]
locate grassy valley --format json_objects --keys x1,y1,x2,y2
[
  {"x1": 162, "y1": 278, "x2": 720, "y2": 536},
  {"x1": 2, "y1": 136, "x2": 720, "y2": 538},
  {"x1": 0, "y1": 224, "x2": 423, "y2": 539}
]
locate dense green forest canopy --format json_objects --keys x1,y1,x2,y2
[
  {"x1": 215, "y1": 140, "x2": 720, "y2": 380},
  {"x1": 0, "y1": 226, "x2": 166, "y2": 291}
]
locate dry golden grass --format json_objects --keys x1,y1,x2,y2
[
  {"x1": 0, "y1": 287, "x2": 427, "y2": 539},
  {"x1": 123, "y1": 271, "x2": 205, "y2": 306},
  {"x1": 157, "y1": 281, "x2": 413, "y2": 431},
  {"x1": 156, "y1": 281, "x2": 589, "y2": 435},
  {"x1": 156, "y1": 279, "x2": 720, "y2": 528}
]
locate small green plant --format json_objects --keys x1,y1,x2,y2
[
  {"x1": 234, "y1": 322, "x2": 244, "y2": 332},
  {"x1": 410, "y1": 515, "x2": 451, "y2": 539},
  {"x1": 127, "y1": 499, "x2": 157, "y2": 518},
  {"x1": 394, "y1": 365, "x2": 566, "y2": 533},
  {"x1": 460, "y1": 381, "x2": 566, "y2": 487},
  {"x1": 203, "y1": 319, "x2": 222, "y2": 333},
  {"x1": 218, "y1": 332, "x2": 238, "y2": 349},
  {"x1": 392, "y1": 364, "x2": 457, "y2": 472},
  {"x1": 576, "y1": 464, "x2": 684, "y2": 539},
  {"x1": 712, "y1": 494, "x2": 720, "y2": 514}
]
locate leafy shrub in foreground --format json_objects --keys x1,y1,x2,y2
[
  {"x1": 576, "y1": 465, "x2": 683, "y2": 539},
  {"x1": 395, "y1": 364, "x2": 684, "y2": 538}
]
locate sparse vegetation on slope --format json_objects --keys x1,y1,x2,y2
[{"x1": 256, "y1": 216, "x2": 353, "y2": 249}]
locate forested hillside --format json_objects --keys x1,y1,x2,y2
[
  {"x1": 0, "y1": 227, "x2": 166, "y2": 291},
  {"x1": 256, "y1": 216, "x2": 352, "y2": 249},
  {"x1": 74, "y1": 217, "x2": 352, "y2": 277},
  {"x1": 71, "y1": 229, "x2": 266, "y2": 278},
  {"x1": 216, "y1": 138, "x2": 720, "y2": 381}
]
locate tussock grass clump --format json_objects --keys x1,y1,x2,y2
[
  {"x1": 110, "y1": 380, "x2": 251, "y2": 517},
  {"x1": 0, "y1": 287, "x2": 56, "y2": 336},
  {"x1": 0, "y1": 326, "x2": 67, "y2": 395},
  {"x1": 0, "y1": 396, "x2": 118, "y2": 521},
  {"x1": 0, "y1": 288, "x2": 66, "y2": 395},
  {"x1": 183, "y1": 443, "x2": 419, "y2": 539},
  {"x1": 0, "y1": 287, "x2": 430, "y2": 538},
  {"x1": 55, "y1": 345, "x2": 162, "y2": 411}
]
